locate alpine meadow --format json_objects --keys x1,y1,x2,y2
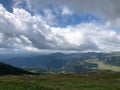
[{"x1": 0, "y1": 0, "x2": 120, "y2": 90}]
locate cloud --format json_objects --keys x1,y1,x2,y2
[
  {"x1": 0, "y1": 2, "x2": 120, "y2": 52},
  {"x1": 12, "y1": 0, "x2": 120, "y2": 26},
  {"x1": 61, "y1": 7, "x2": 73, "y2": 15}
]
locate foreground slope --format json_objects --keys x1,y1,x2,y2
[
  {"x1": 0, "y1": 62, "x2": 32, "y2": 75},
  {"x1": 0, "y1": 72, "x2": 120, "y2": 90}
]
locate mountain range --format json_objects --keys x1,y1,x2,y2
[{"x1": 0, "y1": 52, "x2": 120, "y2": 73}]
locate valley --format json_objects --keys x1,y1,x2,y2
[{"x1": 0, "y1": 52, "x2": 120, "y2": 73}]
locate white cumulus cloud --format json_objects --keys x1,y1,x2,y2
[{"x1": 0, "y1": 3, "x2": 120, "y2": 52}]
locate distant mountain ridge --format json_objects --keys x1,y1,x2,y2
[{"x1": 0, "y1": 52, "x2": 120, "y2": 73}]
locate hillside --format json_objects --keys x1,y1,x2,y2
[
  {"x1": 0, "y1": 72, "x2": 120, "y2": 90},
  {"x1": 0, "y1": 62, "x2": 32, "y2": 75}
]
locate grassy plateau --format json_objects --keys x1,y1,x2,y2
[{"x1": 0, "y1": 72, "x2": 120, "y2": 90}]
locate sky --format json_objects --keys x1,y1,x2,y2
[{"x1": 0, "y1": 0, "x2": 120, "y2": 53}]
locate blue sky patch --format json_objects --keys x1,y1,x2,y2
[
  {"x1": 0, "y1": 0, "x2": 13, "y2": 12},
  {"x1": 53, "y1": 13, "x2": 103, "y2": 27}
]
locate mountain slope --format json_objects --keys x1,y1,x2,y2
[
  {"x1": 0, "y1": 52, "x2": 120, "y2": 73},
  {"x1": 0, "y1": 62, "x2": 32, "y2": 75}
]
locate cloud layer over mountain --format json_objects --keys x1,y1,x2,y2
[{"x1": 0, "y1": 0, "x2": 120, "y2": 52}]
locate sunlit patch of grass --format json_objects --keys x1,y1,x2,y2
[{"x1": 87, "y1": 60, "x2": 120, "y2": 71}]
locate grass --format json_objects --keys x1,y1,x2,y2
[{"x1": 0, "y1": 72, "x2": 120, "y2": 90}]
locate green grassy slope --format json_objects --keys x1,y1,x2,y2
[{"x1": 0, "y1": 72, "x2": 120, "y2": 90}]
